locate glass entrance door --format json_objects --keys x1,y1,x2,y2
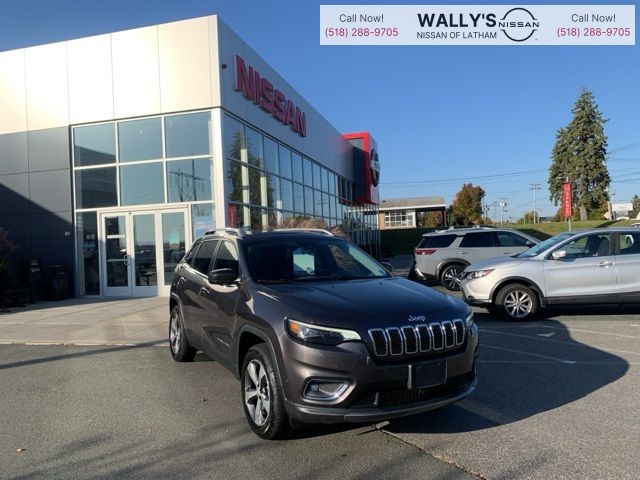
[{"x1": 100, "y1": 209, "x2": 189, "y2": 297}]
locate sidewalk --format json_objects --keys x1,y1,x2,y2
[{"x1": 0, "y1": 297, "x2": 167, "y2": 345}]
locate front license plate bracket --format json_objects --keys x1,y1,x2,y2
[{"x1": 407, "y1": 361, "x2": 447, "y2": 390}]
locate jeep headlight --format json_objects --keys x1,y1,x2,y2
[
  {"x1": 466, "y1": 269, "x2": 494, "y2": 280},
  {"x1": 286, "y1": 319, "x2": 361, "y2": 346}
]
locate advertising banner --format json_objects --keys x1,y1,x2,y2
[
  {"x1": 562, "y1": 182, "x2": 572, "y2": 219},
  {"x1": 320, "y1": 5, "x2": 635, "y2": 45}
]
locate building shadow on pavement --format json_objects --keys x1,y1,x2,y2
[{"x1": 383, "y1": 311, "x2": 629, "y2": 435}]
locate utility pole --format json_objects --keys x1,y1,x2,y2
[
  {"x1": 492, "y1": 201, "x2": 499, "y2": 224},
  {"x1": 499, "y1": 198, "x2": 507, "y2": 225},
  {"x1": 529, "y1": 183, "x2": 541, "y2": 224}
]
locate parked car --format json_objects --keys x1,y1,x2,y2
[
  {"x1": 413, "y1": 226, "x2": 539, "y2": 291},
  {"x1": 169, "y1": 228, "x2": 478, "y2": 439},
  {"x1": 631, "y1": 222, "x2": 640, "y2": 228},
  {"x1": 460, "y1": 228, "x2": 640, "y2": 320}
]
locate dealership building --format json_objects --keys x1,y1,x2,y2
[{"x1": 0, "y1": 15, "x2": 381, "y2": 298}]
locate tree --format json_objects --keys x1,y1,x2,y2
[
  {"x1": 417, "y1": 211, "x2": 444, "y2": 228},
  {"x1": 548, "y1": 89, "x2": 610, "y2": 221},
  {"x1": 631, "y1": 194, "x2": 640, "y2": 219},
  {"x1": 450, "y1": 184, "x2": 485, "y2": 225},
  {"x1": 519, "y1": 211, "x2": 536, "y2": 224}
]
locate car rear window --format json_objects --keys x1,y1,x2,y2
[
  {"x1": 418, "y1": 234, "x2": 457, "y2": 248},
  {"x1": 460, "y1": 232, "x2": 496, "y2": 248}
]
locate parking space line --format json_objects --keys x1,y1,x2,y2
[
  {"x1": 480, "y1": 328, "x2": 640, "y2": 357},
  {"x1": 512, "y1": 324, "x2": 640, "y2": 340},
  {"x1": 482, "y1": 344, "x2": 576, "y2": 363}
]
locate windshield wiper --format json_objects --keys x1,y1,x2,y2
[
  {"x1": 295, "y1": 275, "x2": 380, "y2": 282},
  {"x1": 256, "y1": 278, "x2": 291, "y2": 284}
]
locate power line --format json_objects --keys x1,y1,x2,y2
[{"x1": 381, "y1": 168, "x2": 547, "y2": 186}]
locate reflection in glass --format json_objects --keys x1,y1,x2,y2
[
  {"x1": 246, "y1": 127, "x2": 263, "y2": 168},
  {"x1": 250, "y1": 207, "x2": 267, "y2": 232},
  {"x1": 303, "y1": 158, "x2": 313, "y2": 186},
  {"x1": 249, "y1": 167, "x2": 263, "y2": 206},
  {"x1": 223, "y1": 115, "x2": 244, "y2": 161},
  {"x1": 267, "y1": 174, "x2": 280, "y2": 208},
  {"x1": 304, "y1": 187, "x2": 314, "y2": 215},
  {"x1": 329, "y1": 173, "x2": 337, "y2": 196},
  {"x1": 167, "y1": 158, "x2": 212, "y2": 202},
  {"x1": 292, "y1": 153, "x2": 303, "y2": 183},
  {"x1": 227, "y1": 203, "x2": 249, "y2": 228},
  {"x1": 313, "y1": 163, "x2": 321, "y2": 189},
  {"x1": 74, "y1": 123, "x2": 115, "y2": 166},
  {"x1": 133, "y1": 214, "x2": 157, "y2": 286},
  {"x1": 264, "y1": 137, "x2": 279, "y2": 174},
  {"x1": 279, "y1": 145, "x2": 292, "y2": 179},
  {"x1": 165, "y1": 112, "x2": 211, "y2": 158},
  {"x1": 293, "y1": 183, "x2": 304, "y2": 214},
  {"x1": 120, "y1": 163, "x2": 164, "y2": 205},
  {"x1": 75, "y1": 167, "x2": 117, "y2": 209},
  {"x1": 76, "y1": 212, "x2": 99, "y2": 295},
  {"x1": 314, "y1": 189, "x2": 322, "y2": 216},
  {"x1": 322, "y1": 193, "x2": 330, "y2": 218},
  {"x1": 118, "y1": 118, "x2": 162, "y2": 162},
  {"x1": 281, "y1": 179, "x2": 293, "y2": 211},
  {"x1": 192, "y1": 203, "x2": 214, "y2": 238},
  {"x1": 162, "y1": 212, "x2": 185, "y2": 285},
  {"x1": 105, "y1": 215, "x2": 128, "y2": 287},
  {"x1": 226, "y1": 159, "x2": 248, "y2": 203}
]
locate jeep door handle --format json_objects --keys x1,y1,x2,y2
[
  {"x1": 460, "y1": 250, "x2": 470, "y2": 254},
  {"x1": 598, "y1": 261, "x2": 614, "y2": 268},
  {"x1": 199, "y1": 286, "x2": 210, "y2": 296}
]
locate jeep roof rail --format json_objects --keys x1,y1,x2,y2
[
  {"x1": 272, "y1": 228, "x2": 334, "y2": 236},
  {"x1": 204, "y1": 227, "x2": 251, "y2": 237}
]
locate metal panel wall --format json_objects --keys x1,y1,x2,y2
[
  {"x1": 111, "y1": 26, "x2": 161, "y2": 119},
  {"x1": 0, "y1": 132, "x2": 28, "y2": 175},
  {"x1": 0, "y1": 50, "x2": 27, "y2": 135},
  {"x1": 67, "y1": 34, "x2": 114, "y2": 124},
  {"x1": 158, "y1": 17, "x2": 212, "y2": 113},
  {"x1": 24, "y1": 42, "x2": 69, "y2": 131}
]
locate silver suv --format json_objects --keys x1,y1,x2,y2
[
  {"x1": 413, "y1": 227, "x2": 538, "y2": 291},
  {"x1": 460, "y1": 228, "x2": 640, "y2": 320}
]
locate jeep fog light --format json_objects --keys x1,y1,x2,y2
[{"x1": 304, "y1": 380, "x2": 349, "y2": 401}]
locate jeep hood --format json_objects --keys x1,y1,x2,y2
[{"x1": 257, "y1": 277, "x2": 468, "y2": 328}]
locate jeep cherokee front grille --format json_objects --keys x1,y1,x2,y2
[{"x1": 368, "y1": 320, "x2": 465, "y2": 357}]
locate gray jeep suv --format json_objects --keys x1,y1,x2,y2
[
  {"x1": 169, "y1": 229, "x2": 478, "y2": 439},
  {"x1": 413, "y1": 226, "x2": 538, "y2": 290}
]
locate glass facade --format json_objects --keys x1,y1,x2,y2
[{"x1": 73, "y1": 111, "x2": 216, "y2": 295}]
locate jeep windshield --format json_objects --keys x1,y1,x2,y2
[
  {"x1": 517, "y1": 232, "x2": 575, "y2": 258},
  {"x1": 243, "y1": 237, "x2": 390, "y2": 283}
]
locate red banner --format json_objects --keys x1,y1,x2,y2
[{"x1": 562, "y1": 182, "x2": 572, "y2": 219}]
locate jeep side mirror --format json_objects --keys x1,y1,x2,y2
[
  {"x1": 208, "y1": 268, "x2": 237, "y2": 285},
  {"x1": 552, "y1": 250, "x2": 567, "y2": 260},
  {"x1": 380, "y1": 262, "x2": 394, "y2": 273}
]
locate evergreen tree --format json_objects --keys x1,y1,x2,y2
[{"x1": 548, "y1": 89, "x2": 610, "y2": 220}]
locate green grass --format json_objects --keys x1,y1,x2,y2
[{"x1": 380, "y1": 220, "x2": 636, "y2": 256}]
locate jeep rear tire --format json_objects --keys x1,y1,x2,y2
[
  {"x1": 440, "y1": 264, "x2": 464, "y2": 291},
  {"x1": 495, "y1": 284, "x2": 539, "y2": 321},
  {"x1": 241, "y1": 344, "x2": 289, "y2": 440}
]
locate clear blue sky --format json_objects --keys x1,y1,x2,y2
[{"x1": 2, "y1": 0, "x2": 638, "y2": 221}]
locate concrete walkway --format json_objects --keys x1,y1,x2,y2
[{"x1": 0, "y1": 297, "x2": 168, "y2": 345}]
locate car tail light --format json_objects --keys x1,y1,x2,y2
[{"x1": 415, "y1": 248, "x2": 436, "y2": 255}]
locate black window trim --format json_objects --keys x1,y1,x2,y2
[
  {"x1": 189, "y1": 239, "x2": 220, "y2": 277},
  {"x1": 459, "y1": 231, "x2": 498, "y2": 248}
]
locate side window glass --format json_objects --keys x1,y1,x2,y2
[
  {"x1": 293, "y1": 247, "x2": 315, "y2": 276},
  {"x1": 618, "y1": 233, "x2": 640, "y2": 255},
  {"x1": 183, "y1": 239, "x2": 201, "y2": 265},
  {"x1": 557, "y1": 234, "x2": 611, "y2": 259},
  {"x1": 214, "y1": 241, "x2": 240, "y2": 277},
  {"x1": 460, "y1": 232, "x2": 495, "y2": 248},
  {"x1": 191, "y1": 240, "x2": 218, "y2": 275},
  {"x1": 498, "y1": 232, "x2": 529, "y2": 247}
]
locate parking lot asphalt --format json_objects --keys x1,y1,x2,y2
[
  {"x1": 1, "y1": 292, "x2": 639, "y2": 479},
  {"x1": 0, "y1": 343, "x2": 472, "y2": 480}
]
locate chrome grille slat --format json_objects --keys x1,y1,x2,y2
[{"x1": 368, "y1": 320, "x2": 465, "y2": 358}]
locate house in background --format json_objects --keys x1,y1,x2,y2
[{"x1": 379, "y1": 196, "x2": 447, "y2": 230}]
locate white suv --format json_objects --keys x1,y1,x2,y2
[{"x1": 413, "y1": 227, "x2": 538, "y2": 290}]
